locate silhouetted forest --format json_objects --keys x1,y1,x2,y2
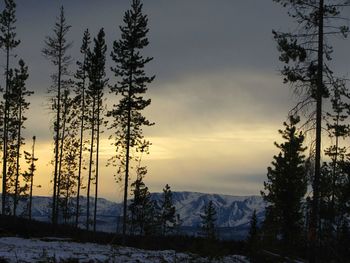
[{"x1": 0, "y1": 0, "x2": 349, "y2": 262}]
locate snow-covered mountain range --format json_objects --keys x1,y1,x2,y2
[{"x1": 8, "y1": 192, "x2": 266, "y2": 240}]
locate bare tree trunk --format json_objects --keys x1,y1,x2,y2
[
  {"x1": 309, "y1": 1, "x2": 324, "y2": 262},
  {"x1": 13, "y1": 89, "x2": 23, "y2": 216},
  {"x1": 52, "y1": 37, "x2": 63, "y2": 227},
  {"x1": 2, "y1": 42, "x2": 10, "y2": 215},
  {"x1": 29, "y1": 136, "x2": 36, "y2": 221},
  {"x1": 122, "y1": 57, "x2": 133, "y2": 244},
  {"x1": 86, "y1": 96, "x2": 96, "y2": 231},
  {"x1": 56, "y1": 91, "x2": 68, "y2": 223},
  {"x1": 75, "y1": 64, "x2": 86, "y2": 228},
  {"x1": 93, "y1": 93, "x2": 101, "y2": 233}
]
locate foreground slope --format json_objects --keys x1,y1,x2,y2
[{"x1": 0, "y1": 237, "x2": 249, "y2": 263}]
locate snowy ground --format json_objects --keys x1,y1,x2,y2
[{"x1": 0, "y1": 237, "x2": 249, "y2": 263}]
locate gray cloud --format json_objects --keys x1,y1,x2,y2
[{"x1": 1, "y1": 1, "x2": 349, "y2": 200}]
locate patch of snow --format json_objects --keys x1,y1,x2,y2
[{"x1": 0, "y1": 237, "x2": 249, "y2": 263}]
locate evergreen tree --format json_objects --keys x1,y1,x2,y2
[
  {"x1": 261, "y1": 116, "x2": 307, "y2": 252},
  {"x1": 272, "y1": 1, "x2": 349, "y2": 260},
  {"x1": 200, "y1": 200, "x2": 217, "y2": 240},
  {"x1": 42, "y1": 6, "x2": 72, "y2": 226},
  {"x1": 59, "y1": 121, "x2": 79, "y2": 224},
  {"x1": 319, "y1": 80, "x2": 349, "y2": 246},
  {"x1": 159, "y1": 184, "x2": 176, "y2": 236},
  {"x1": 247, "y1": 210, "x2": 259, "y2": 262},
  {"x1": 128, "y1": 166, "x2": 155, "y2": 235},
  {"x1": 108, "y1": 0, "x2": 154, "y2": 241},
  {"x1": 9, "y1": 59, "x2": 32, "y2": 216},
  {"x1": 0, "y1": 0, "x2": 20, "y2": 215},
  {"x1": 85, "y1": 28, "x2": 107, "y2": 231},
  {"x1": 74, "y1": 29, "x2": 90, "y2": 228}
]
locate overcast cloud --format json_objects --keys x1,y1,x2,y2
[{"x1": 2, "y1": 1, "x2": 350, "y2": 201}]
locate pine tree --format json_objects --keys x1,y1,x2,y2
[
  {"x1": 272, "y1": 1, "x2": 349, "y2": 260},
  {"x1": 247, "y1": 210, "x2": 259, "y2": 262},
  {"x1": 200, "y1": 200, "x2": 217, "y2": 240},
  {"x1": 74, "y1": 29, "x2": 90, "y2": 228},
  {"x1": 42, "y1": 6, "x2": 72, "y2": 226},
  {"x1": 9, "y1": 59, "x2": 32, "y2": 216},
  {"x1": 108, "y1": 0, "x2": 154, "y2": 241},
  {"x1": 128, "y1": 166, "x2": 155, "y2": 235},
  {"x1": 159, "y1": 184, "x2": 176, "y2": 236},
  {"x1": 85, "y1": 28, "x2": 107, "y2": 231},
  {"x1": 320, "y1": 80, "x2": 349, "y2": 236},
  {"x1": 261, "y1": 116, "x2": 307, "y2": 252},
  {"x1": 59, "y1": 117, "x2": 79, "y2": 224},
  {"x1": 0, "y1": 0, "x2": 20, "y2": 215}
]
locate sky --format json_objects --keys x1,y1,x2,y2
[{"x1": 2, "y1": 0, "x2": 350, "y2": 201}]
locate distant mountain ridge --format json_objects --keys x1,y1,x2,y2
[{"x1": 3, "y1": 191, "x2": 266, "y2": 239}]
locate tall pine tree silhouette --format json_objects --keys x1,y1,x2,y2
[
  {"x1": 108, "y1": 0, "x2": 154, "y2": 242},
  {"x1": 85, "y1": 28, "x2": 107, "y2": 231},
  {"x1": 74, "y1": 29, "x2": 90, "y2": 228},
  {"x1": 42, "y1": 6, "x2": 72, "y2": 226},
  {"x1": 10, "y1": 59, "x2": 33, "y2": 216},
  {"x1": 0, "y1": 0, "x2": 20, "y2": 215}
]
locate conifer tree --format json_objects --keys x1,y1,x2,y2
[
  {"x1": 9, "y1": 59, "x2": 32, "y2": 216},
  {"x1": 200, "y1": 200, "x2": 217, "y2": 240},
  {"x1": 317, "y1": 81, "x2": 349, "y2": 252},
  {"x1": 272, "y1": 1, "x2": 349, "y2": 260},
  {"x1": 85, "y1": 28, "x2": 107, "y2": 231},
  {"x1": 159, "y1": 184, "x2": 176, "y2": 236},
  {"x1": 247, "y1": 210, "x2": 259, "y2": 262},
  {"x1": 128, "y1": 166, "x2": 155, "y2": 235},
  {"x1": 0, "y1": 0, "x2": 20, "y2": 215},
  {"x1": 108, "y1": 0, "x2": 154, "y2": 241},
  {"x1": 261, "y1": 116, "x2": 307, "y2": 252},
  {"x1": 74, "y1": 29, "x2": 90, "y2": 228},
  {"x1": 42, "y1": 6, "x2": 72, "y2": 226}
]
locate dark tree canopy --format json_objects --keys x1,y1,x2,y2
[{"x1": 262, "y1": 116, "x2": 307, "y2": 250}]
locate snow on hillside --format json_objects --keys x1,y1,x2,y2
[
  {"x1": 158, "y1": 192, "x2": 265, "y2": 228},
  {"x1": 0, "y1": 237, "x2": 249, "y2": 263},
  {"x1": 1, "y1": 192, "x2": 265, "y2": 238}
]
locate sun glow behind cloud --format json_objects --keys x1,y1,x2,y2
[
  {"x1": 26, "y1": 70, "x2": 293, "y2": 202},
  {"x1": 11, "y1": 0, "x2": 341, "y2": 202}
]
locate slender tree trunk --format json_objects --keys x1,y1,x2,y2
[
  {"x1": 122, "y1": 56, "x2": 133, "y2": 243},
  {"x1": 13, "y1": 91, "x2": 23, "y2": 216},
  {"x1": 331, "y1": 114, "x2": 339, "y2": 217},
  {"x1": 52, "y1": 38, "x2": 63, "y2": 227},
  {"x1": 65, "y1": 166, "x2": 70, "y2": 224},
  {"x1": 310, "y1": 1, "x2": 324, "y2": 262},
  {"x1": 2, "y1": 41, "x2": 10, "y2": 215},
  {"x1": 93, "y1": 93, "x2": 101, "y2": 233},
  {"x1": 56, "y1": 92, "x2": 68, "y2": 223},
  {"x1": 75, "y1": 63, "x2": 86, "y2": 228},
  {"x1": 28, "y1": 136, "x2": 35, "y2": 221},
  {"x1": 86, "y1": 96, "x2": 96, "y2": 231}
]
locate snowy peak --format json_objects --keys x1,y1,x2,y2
[
  {"x1": 6, "y1": 192, "x2": 265, "y2": 239},
  {"x1": 157, "y1": 191, "x2": 265, "y2": 228}
]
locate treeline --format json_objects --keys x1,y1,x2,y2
[
  {"x1": 247, "y1": 1, "x2": 350, "y2": 263},
  {"x1": 0, "y1": 0, "x2": 160, "y2": 243}
]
